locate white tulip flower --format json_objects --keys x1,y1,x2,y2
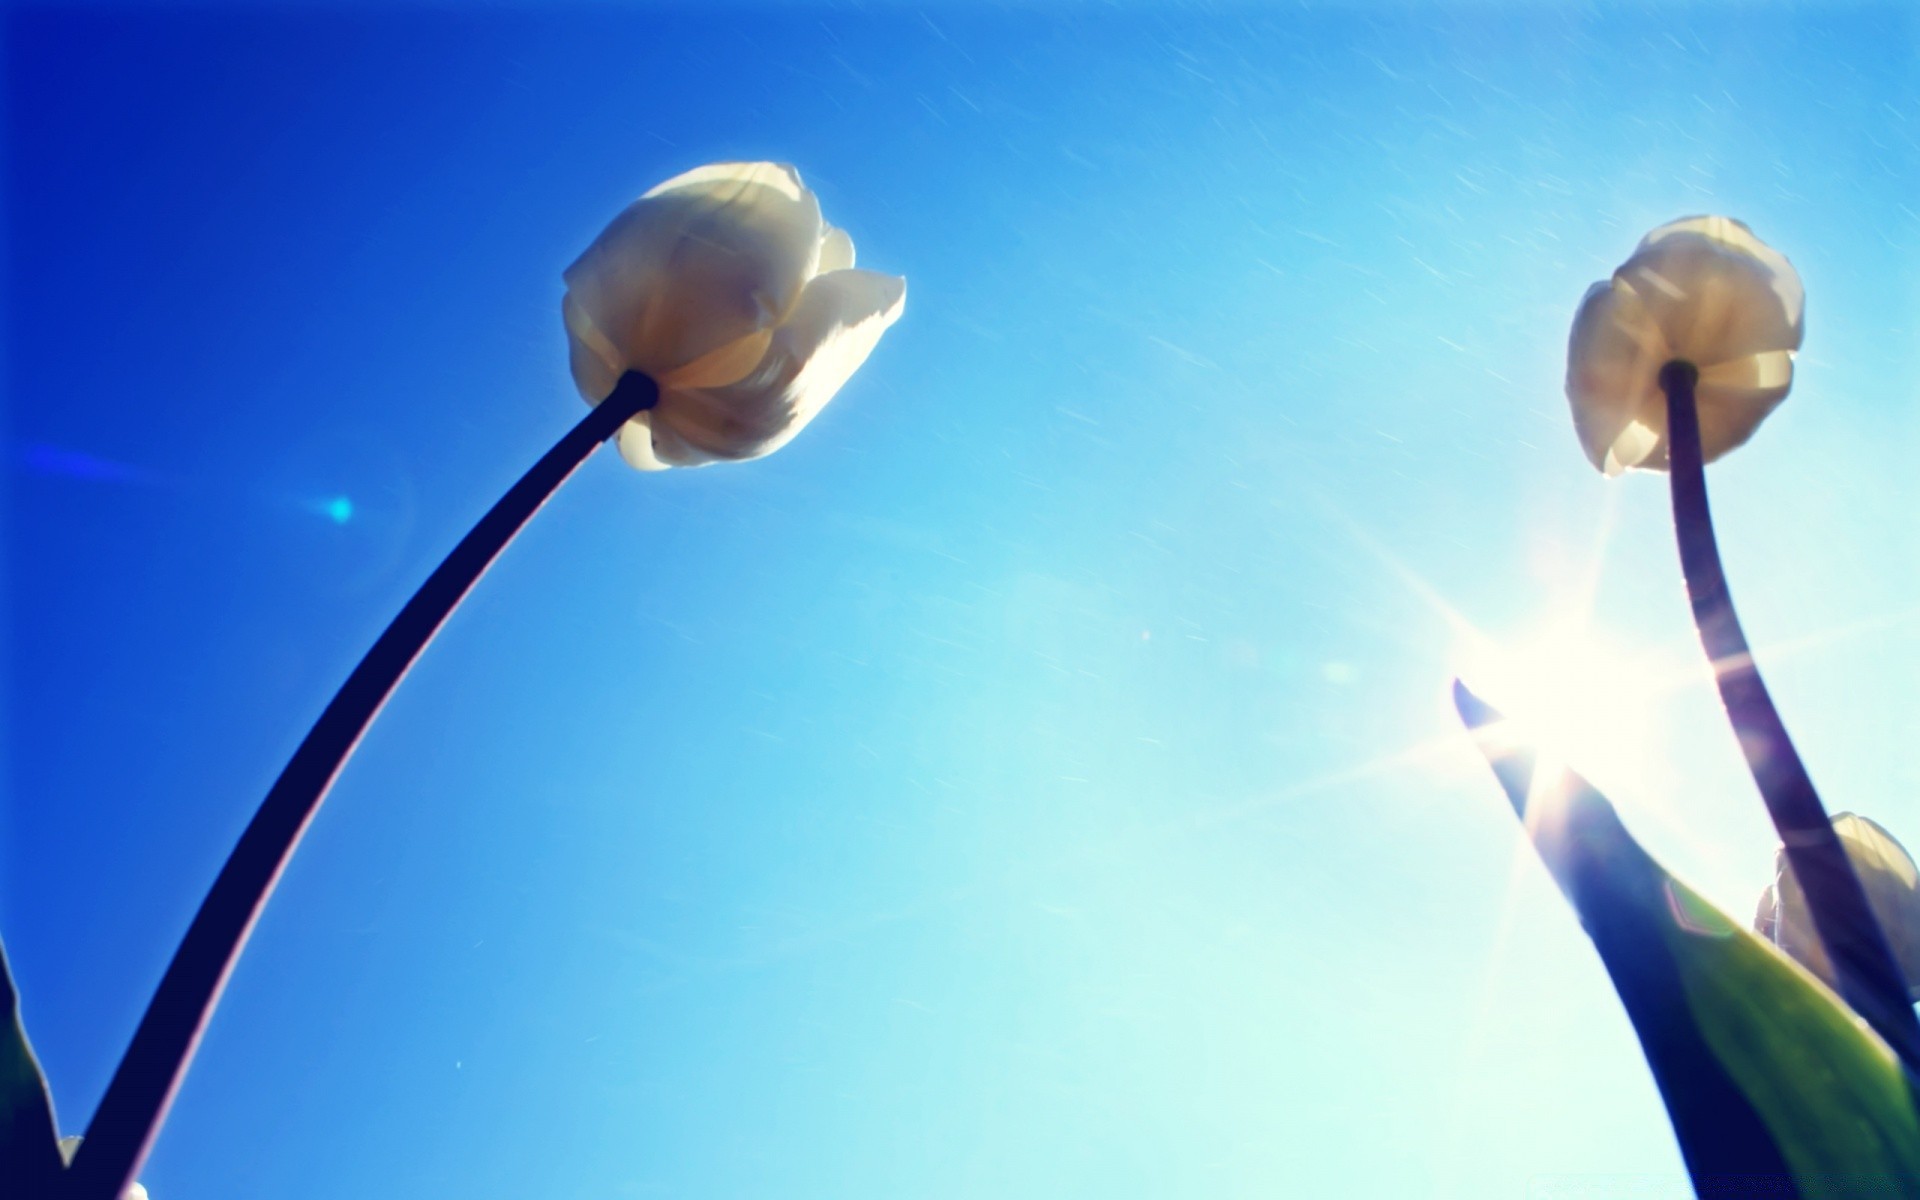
[
  {"x1": 1757, "y1": 812, "x2": 1920, "y2": 1002},
  {"x1": 1565, "y1": 215, "x2": 1804, "y2": 475},
  {"x1": 57, "y1": 162, "x2": 912, "y2": 1200},
  {"x1": 563, "y1": 161, "x2": 906, "y2": 469}
]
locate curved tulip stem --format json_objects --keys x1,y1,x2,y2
[
  {"x1": 64, "y1": 373, "x2": 660, "y2": 1200},
  {"x1": 1661, "y1": 360, "x2": 1920, "y2": 1068}
]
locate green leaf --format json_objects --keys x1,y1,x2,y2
[
  {"x1": 1454, "y1": 681, "x2": 1920, "y2": 1198},
  {"x1": 0, "y1": 936, "x2": 63, "y2": 1194}
]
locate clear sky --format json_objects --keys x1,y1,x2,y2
[{"x1": 4, "y1": 2, "x2": 1918, "y2": 1197}]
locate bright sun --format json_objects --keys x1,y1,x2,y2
[{"x1": 1452, "y1": 616, "x2": 1675, "y2": 799}]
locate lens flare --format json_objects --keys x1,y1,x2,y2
[{"x1": 1452, "y1": 617, "x2": 1668, "y2": 800}]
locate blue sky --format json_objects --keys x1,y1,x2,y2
[{"x1": 4, "y1": 2, "x2": 1918, "y2": 1196}]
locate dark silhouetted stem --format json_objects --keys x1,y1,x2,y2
[
  {"x1": 1661, "y1": 359, "x2": 1920, "y2": 1069},
  {"x1": 1, "y1": 938, "x2": 65, "y2": 1197},
  {"x1": 66, "y1": 373, "x2": 659, "y2": 1200}
]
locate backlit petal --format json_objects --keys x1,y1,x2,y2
[
  {"x1": 662, "y1": 328, "x2": 774, "y2": 390},
  {"x1": 1694, "y1": 350, "x2": 1796, "y2": 463},
  {"x1": 819, "y1": 224, "x2": 855, "y2": 273},
  {"x1": 614, "y1": 415, "x2": 670, "y2": 471},
  {"x1": 1566, "y1": 279, "x2": 1669, "y2": 474},
  {"x1": 1620, "y1": 217, "x2": 1804, "y2": 368},
  {"x1": 562, "y1": 293, "x2": 622, "y2": 404},
  {"x1": 648, "y1": 270, "x2": 907, "y2": 465},
  {"x1": 562, "y1": 162, "x2": 823, "y2": 391},
  {"x1": 1642, "y1": 215, "x2": 1805, "y2": 335}
]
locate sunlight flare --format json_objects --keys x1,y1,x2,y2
[{"x1": 1451, "y1": 616, "x2": 1670, "y2": 801}]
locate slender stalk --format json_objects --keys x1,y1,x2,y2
[
  {"x1": 1, "y1": 938, "x2": 64, "y2": 1197},
  {"x1": 1660, "y1": 360, "x2": 1920, "y2": 1069},
  {"x1": 66, "y1": 373, "x2": 659, "y2": 1200}
]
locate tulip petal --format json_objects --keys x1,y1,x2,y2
[
  {"x1": 1603, "y1": 419, "x2": 1663, "y2": 477},
  {"x1": 624, "y1": 411, "x2": 734, "y2": 470},
  {"x1": 642, "y1": 161, "x2": 808, "y2": 205},
  {"x1": 1694, "y1": 350, "x2": 1795, "y2": 463},
  {"x1": 1620, "y1": 217, "x2": 1804, "y2": 369},
  {"x1": 748, "y1": 268, "x2": 906, "y2": 445},
  {"x1": 562, "y1": 162, "x2": 824, "y2": 388},
  {"x1": 664, "y1": 328, "x2": 774, "y2": 391},
  {"x1": 1641, "y1": 215, "x2": 1806, "y2": 338},
  {"x1": 562, "y1": 293, "x2": 623, "y2": 403},
  {"x1": 1566, "y1": 279, "x2": 1669, "y2": 473},
  {"x1": 644, "y1": 269, "x2": 907, "y2": 466},
  {"x1": 819, "y1": 225, "x2": 855, "y2": 273},
  {"x1": 613, "y1": 414, "x2": 672, "y2": 471}
]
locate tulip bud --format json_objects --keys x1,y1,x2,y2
[{"x1": 1756, "y1": 812, "x2": 1920, "y2": 1001}]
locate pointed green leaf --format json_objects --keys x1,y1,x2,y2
[
  {"x1": 1455, "y1": 681, "x2": 1920, "y2": 1198},
  {"x1": 0, "y1": 936, "x2": 63, "y2": 1194}
]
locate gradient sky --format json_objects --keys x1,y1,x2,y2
[{"x1": 5, "y1": 2, "x2": 1919, "y2": 1197}]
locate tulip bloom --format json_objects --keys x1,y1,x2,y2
[
  {"x1": 1561, "y1": 218, "x2": 1920, "y2": 1068},
  {"x1": 563, "y1": 161, "x2": 906, "y2": 469},
  {"x1": 1759, "y1": 813, "x2": 1920, "y2": 1002},
  {"x1": 68, "y1": 162, "x2": 904, "y2": 1200},
  {"x1": 1566, "y1": 216, "x2": 1804, "y2": 476}
]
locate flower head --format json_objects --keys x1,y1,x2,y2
[
  {"x1": 563, "y1": 162, "x2": 906, "y2": 469},
  {"x1": 1566, "y1": 216, "x2": 1804, "y2": 475},
  {"x1": 1757, "y1": 812, "x2": 1920, "y2": 1001}
]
